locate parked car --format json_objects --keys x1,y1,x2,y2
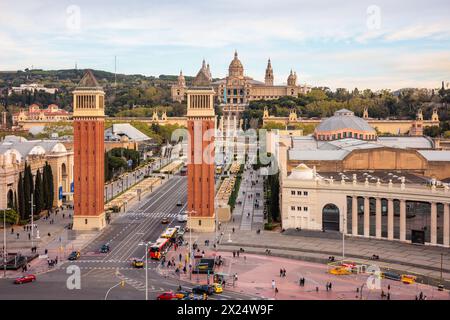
[
  {"x1": 192, "y1": 285, "x2": 214, "y2": 295},
  {"x1": 14, "y1": 274, "x2": 36, "y2": 284},
  {"x1": 68, "y1": 251, "x2": 80, "y2": 261},
  {"x1": 100, "y1": 244, "x2": 110, "y2": 253},
  {"x1": 157, "y1": 291, "x2": 178, "y2": 300},
  {"x1": 329, "y1": 267, "x2": 351, "y2": 275}
]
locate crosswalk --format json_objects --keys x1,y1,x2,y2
[{"x1": 127, "y1": 212, "x2": 179, "y2": 218}]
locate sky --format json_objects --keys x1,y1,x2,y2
[{"x1": 0, "y1": 0, "x2": 449, "y2": 90}]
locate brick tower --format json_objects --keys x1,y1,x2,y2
[
  {"x1": 186, "y1": 88, "x2": 216, "y2": 232},
  {"x1": 72, "y1": 70, "x2": 106, "y2": 230}
]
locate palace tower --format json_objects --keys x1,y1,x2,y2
[
  {"x1": 72, "y1": 70, "x2": 106, "y2": 230},
  {"x1": 186, "y1": 88, "x2": 216, "y2": 232}
]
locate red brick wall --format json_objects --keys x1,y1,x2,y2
[
  {"x1": 74, "y1": 119, "x2": 105, "y2": 217},
  {"x1": 187, "y1": 119, "x2": 215, "y2": 217}
]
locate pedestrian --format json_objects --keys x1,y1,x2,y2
[
  {"x1": 316, "y1": 286, "x2": 319, "y2": 292},
  {"x1": 179, "y1": 253, "x2": 182, "y2": 262},
  {"x1": 387, "y1": 293, "x2": 390, "y2": 300},
  {"x1": 45, "y1": 249, "x2": 48, "y2": 255},
  {"x1": 271, "y1": 280, "x2": 275, "y2": 290},
  {"x1": 329, "y1": 282, "x2": 332, "y2": 290},
  {"x1": 232, "y1": 227, "x2": 235, "y2": 233},
  {"x1": 275, "y1": 287, "x2": 278, "y2": 295},
  {"x1": 11, "y1": 228, "x2": 14, "y2": 234},
  {"x1": 326, "y1": 282, "x2": 329, "y2": 291},
  {"x1": 28, "y1": 233, "x2": 31, "y2": 240},
  {"x1": 283, "y1": 268, "x2": 286, "y2": 277},
  {"x1": 16, "y1": 233, "x2": 19, "y2": 239},
  {"x1": 237, "y1": 251, "x2": 239, "y2": 257},
  {"x1": 387, "y1": 284, "x2": 390, "y2": 291},
  {"x1": 280, "y1": 269, "x2": 283, "y2": 277}
]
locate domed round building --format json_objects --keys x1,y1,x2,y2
[{"x1": 314, "y1": 109, "x2": 377, "y2": 141}]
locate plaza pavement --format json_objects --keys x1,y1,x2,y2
[{"x1": 161, "y1": 247, "x2": 449, "y2": 300}]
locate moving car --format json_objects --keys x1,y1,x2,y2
[
  {"x1": 157, "y1": 292, "x2": 178, "y2": 300},
  {"x1": 161, "y1": 217, "x2": 170, "y2": 224},
  {"x1": 100, "y1": 244, "x2": 110, "y2": 253},
  {"x1": 181, "y1": 294, "x2": 204, "y2": 300},
  {"x1": 14, "y1": 274, "x2": 36, "y2": 284},
  {"x1": 132, "y1": 258, "x2": 144, "y2": 268},
  {"x1": 68, "y1": 251, "x2": 80, "y2": 260},
  {"x1": 175, "y1": 290, "x2": 191, "y2": 299},
  {"x1": 192, "y1": 285, "x2": 214, "y2": 295},
  {"x1": 401, "y1": 274, "x2": 417, "y2": 284},
  {"x1": 177, "y1": 213, "x2": 188, "y2": 223},
  {"x1": 212, "y1": 283, "x2": 223, "y2": 294},
  {"x1": 329, "y1": 267, "x2": 351, "y2": 275},
  {"x1": 381, "y1": 271, "x2": 401, "y2": 281}
]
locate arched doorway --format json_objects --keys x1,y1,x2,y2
[
  {"x1": 322, "y1": 203, "x2": 340, "y2": 231},
  {"x1": 7, "y1": 189, "x2": 14, "y2": 209}
]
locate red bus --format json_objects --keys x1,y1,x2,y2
[{"x1": 149, "y1": 237, "x2": 171, "y2": 260}]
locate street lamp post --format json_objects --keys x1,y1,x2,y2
[
  {"x1": 138, "y1": 241, "x2": 151, "y2": 300},
  {"x1": 185, "y1": 210, "x2": 196, "y2": 280},
  {"x1": 3, "y1": 207, "x2": 11, "y2": 278},
  {"x1": 342, "y1": 212, "x2": 346, "y2": 261},
  {"x1": 30, "y1": 193, "x2": 35, "y2": 249},
  {"x1": 104, "y1": 280, "x2": 125, "y2": 300}
]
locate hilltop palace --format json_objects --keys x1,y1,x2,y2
[{"x1": 171, "y1": 51, "x2": 311, "y2": 133}]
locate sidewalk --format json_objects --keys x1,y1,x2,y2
[{"x1": 0, "y1": 173, "x2": 170, "y2": 279}]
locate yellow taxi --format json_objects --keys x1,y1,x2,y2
[
  {"x1": 212, "y1": 283, "x2": 223, "y2": 294},
  {"x1": 329, "y1": 266, "x2": 351, "y2": 275},
  {"x1": 401, "y1": 274, "x2": 416, "y2": 284},
  {"x1": 132, "y1": 258, "x2": 144, "y2": 268}
]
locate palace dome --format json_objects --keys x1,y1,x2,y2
[
  {"x1": 314, "y1": 109, "x2": 377, "y2": 141},
  {"x1": 228, "y1": 51, "x2": 244, "y2": 77}
]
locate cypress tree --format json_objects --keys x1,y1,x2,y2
[
  {"x1": 18, "y1": 172, "x2": 25, "y2": 220},
  {"x1": 13, "y1": 191, "x2": 18, "y2": 214},
  {"x1": 23, "y1": 164, "x2": 32, "y2": 219},
  {"x1": 34, "y1": 168, "x2": 43, "y2": 214},
  {"x1": 42, "y1": 163, "x2": 49, "y2": 210},
  {"x1": 44, "y1": 162, "x2": 54, "y2": 210}
]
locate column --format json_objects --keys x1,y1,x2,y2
[
  {"x1": 399, "y1": 199, "x2": 406, "y2": 242},
  {"x1": 375, "y1": 198, "x2": 382, "y2": 238},
  {"x1": 352, "y1": 196, "x2": 358, "y2": 236},
  {"x1": 387, "y1": 198, "x2": 394, "y2": 240},
  {"x1": 431, "y1": 202, "x2": 437, "y2": 245},
  {"x1": 444, "y1": 203, "x2": 449, "y2": 247},
  {"x1": 364, "y1": 197, "x2": 370, "y2": 237}
]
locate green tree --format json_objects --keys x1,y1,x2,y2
[
  {"x1": 45, "y1": 162, "x2": 54, "y2": 210},
  {"x1": 34, "y1": 168, "x2": 44, "y2": 214},
  {"x1": 23, "y1": 163, "x2": 33, "y2": 219},
  {"x1": 3, "y1": 209, "x2": 19, "y2": 225},
  {"x1": 17, "y1": 172, "x2": 25, "y2": 220}
]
